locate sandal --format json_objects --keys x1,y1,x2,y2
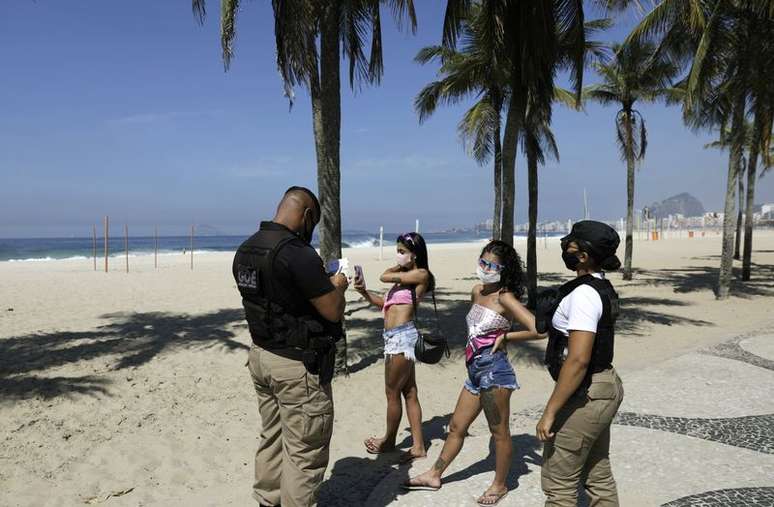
[
  {"x1": 477, "y1": 490, "x2": 508, "y2": 506},
  {"x1": 364, "y1": 436, "x2": 394, "y2": 455},
  {"x1": 401, "y1": 480, "x2": 440, "y2": 492}
]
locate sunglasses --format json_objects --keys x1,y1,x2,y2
[
  {"x1": 479, "y1": 257, "x2": 504, "y2": 272},
  {"x1": 399, "y1": 233, "x2": 415, "y2": 249}
]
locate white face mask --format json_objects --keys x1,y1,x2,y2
[
  {"x1": 396, "y1": 252, "x2": 413, "y2": 267},
  {"x1": 477, "y1": 265, "x2": 501, "y2": 284}
]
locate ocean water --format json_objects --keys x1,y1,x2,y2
[{"x1": 0, "y1": 230, "x2": 565, "y2": 262}]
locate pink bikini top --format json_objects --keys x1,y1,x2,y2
[{"x1": 383, "y1": 285, "x2": 415, "y2": 316}]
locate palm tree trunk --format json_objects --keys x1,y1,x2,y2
[
  {"x1": 527, "y1": 143, "x2": 538, "y2": 309},
  {"x1": 501, "y1": 93, "x2": 521, "y2": 247},
  {"x1": 317, "y1": 5, "x2": 347, "y2": 374},
  {"x1": 717, "y1": 99, "x2": 745, "y2": 299},
  {"x1": 493, "y1": 115, "x2": 503, "y2": 241},
  {"x1": 317, "y1": 3, "x2": 342, "y2": 264},
  {"x1": 742, "y1": 123, "x2": 760, "y2": 281},
  {"x1": 623, "y1": 111, "x2": 635, "y2": 281},
  {"x1": 624, "y1": 157, "x2": 635, "y2": 281},
  {"x1": 734, "y1": 157, "x2": 745, "y2": 260}
]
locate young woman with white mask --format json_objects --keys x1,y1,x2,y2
[
  {"x1": 355, "y1": 232, "x2": 434, "y2": 463},
  {"x1": 403, "y1": 240, "x2": 544, "y2": 506}
]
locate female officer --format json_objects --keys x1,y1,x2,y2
[{"x1": 537, "y1": 220, "x2": 625, "y2": 507}]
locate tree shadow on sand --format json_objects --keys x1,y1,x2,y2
[
  {"x1": 626, "y1": 262, "x2": 774, "y2": 298},
  {"x1": 617, "y1": 296, "x2": 713, "y2": 336},
  {"x1": 0, "y1": 308, "x2": 248, "y2": 400}
]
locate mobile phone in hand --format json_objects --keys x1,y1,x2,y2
[{"x1": 354, "y1": 265, "x2": 364, "y2": 282}]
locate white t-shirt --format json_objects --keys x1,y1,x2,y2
[{"x1": 551, "y1": 273, "x2": 604, "y2": 337}]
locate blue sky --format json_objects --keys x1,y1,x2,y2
[{"x1": 1, "y1": 1, "x2": 772, "y2": 238}]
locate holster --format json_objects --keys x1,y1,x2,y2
[{"x1": 302, "y1": 338, "x2": 337, "y2": 385}]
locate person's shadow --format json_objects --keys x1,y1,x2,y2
[
  {"x1": 319, "y1": 414, "x2": 452, "y2": 506},
  {"x1": 320, "y1": 424, "x2": 544, "y2": 506},
  {"x1": 440, "y1": 432, "x2": 543, "y2": 490}
]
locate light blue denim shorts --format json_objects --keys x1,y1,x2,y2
[
  {"x1": 463, "y1": 348, "x2": 519, "y2": 395},
  {"x1": 383, "y1": 321, "x2": 418, "y2": 362}
]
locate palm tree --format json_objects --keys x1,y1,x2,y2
[
  {"x1": 628, "y1": 0, "x2": 774, "y2": 297},
  {"x1": 193, "y1": 1, "x2": 416, "y2": 374},
  {"x1": 523, "y1": 96, "x2": 559, "y2": 307},
  {"x1": 414, "y1": 2, "x2": 507, "y2": 241},
  {"x1": 740, "y1": 10, "x2": 774, "y2": 280},
  {"x1": 703, "y1": 122, "x2": 753, "y2": 260},
  {"x1": 192, "y1": 1, "x2": 417, "y2": 263},
  {"x1": 442, "y1": 1, "x2": 590, "y2": 248},
  {"x1": 523, "y1": 21, "x2": 608, "y2": 308},
  {"x1": 584, "y1": 41, "x2": 678, "y2": 281}
]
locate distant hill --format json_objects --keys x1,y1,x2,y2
[{"x1": 646, "y1": 193, "x2": 705, "y2": 219}]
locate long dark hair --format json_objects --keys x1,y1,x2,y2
[
  {"x1": 480, "y1": 240, "x2": 525, "y2": 299},
  {"x1": 397, "y1": 232, "x2": 436, "y2": 292}
]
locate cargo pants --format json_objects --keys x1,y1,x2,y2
[
  {"x1": 541, "y1": 367, "x2": 624, "y2": 507},
  {"x1": 247, "y1": 345, "x2": 334, "y2": 507}
]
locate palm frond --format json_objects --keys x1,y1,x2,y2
[
  {"x1": 368, "y1": 2, "x2": 384, "y2": 83},
  {"x1": 192, "y1": 0, "x2": 206, "y2": 25},
  {"x1": 583, "y1": 85, "x2": 620, "y2": 105},
  {"x1": 442, "y1": 0, "x2": 472, "y2": 47},
  {"x1": 554, "y1": 86, "x2": 582, "y2": 110},
  {"x1": 555, "y1": 0, "x2": 587, "y2": 101},
  {"x1": 458, "y1": 98, "x2": 498, "y2": 164},
  {"x1": 636, "y1": 111, "x2": 648, "y2": 160},
  {"x1": 341, "y1": 2, "x2": 372, "y2": 88},
  {"x1": 271, "y1": 0, "x2": 317, "y2": 90},
  {"x1": 385, "y1": 0, "x2": 418, "y2": 33},
  {"x1": 414, "y1": 45, "x2": 458, "y2": 66},
  {"x1": 221, "y1": 0, "x2": 241, "y2": 70}
]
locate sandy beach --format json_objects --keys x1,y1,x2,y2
[{"x1": 2, "y1": 232, "x2": 773, "y2": 506}]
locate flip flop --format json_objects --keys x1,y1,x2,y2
[
  {"x1": 477, "y1": 490, "x2": 508, "y2": 506},
  {"x1": 364, "y1": 437, "x2": 393, "y2": 455},
  {"x1": 401, "y1": 481, "x2": 440, "y2": 492}
]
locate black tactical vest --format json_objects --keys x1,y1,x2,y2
[
  {"x1": 232, "y1": 225, "x2": 330, "y2": 360},
  {"x1": 539, "y1": 275, "x2": 618, "y2": 395}
]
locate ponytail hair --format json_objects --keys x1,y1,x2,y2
[
  {"x1": 480, "y1": 240, "x2": 525, "y2": 299},
  {"x1": 397, "y1": 232, "x2": 435, "y2": 292},
  {"x1": 599, "y1": 255, "x2": 621, "y2": 271}
]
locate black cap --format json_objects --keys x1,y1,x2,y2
[{"x1": 562, "y1": 220, "x2": 621, "y2": 269}]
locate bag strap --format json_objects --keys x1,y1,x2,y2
[
  {"x1": 262, "y1": 234, "x2": 298, "y2": 299},
  {"x1": 411, "y1": 286, "x2": 450, "y2": 358},
  {"x1": 261, "y1": 234, "x2": 298, "y2": 340}
]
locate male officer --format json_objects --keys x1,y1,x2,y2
[{"x1": 233, "y1": 186, "x2": 348, "y2": 507}]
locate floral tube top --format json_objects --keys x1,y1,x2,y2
[{"x1": 465, "y1": 304, "x2": 511, "y2": 363}]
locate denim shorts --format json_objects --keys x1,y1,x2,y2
[
  {"x1": 463, "y1": 348, "x2": 519, "y2": 395},
  {"x1": 383, "y1": 321, "x2": 418, "y2": 362}
]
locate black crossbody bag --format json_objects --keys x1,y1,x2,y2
[{"x1": 410, "y1": 287, "x2": 449, "y2": 364}]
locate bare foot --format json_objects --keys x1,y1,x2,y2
[
  {"x1": 364, "y1": 436, "x2": 395, "y2": 454},
  {"x1": 477, "y1": 484, "x2": 508, "y2": 505},
  {"x1": 402, "y1": 470, "x2": 441, "y2": 491}
]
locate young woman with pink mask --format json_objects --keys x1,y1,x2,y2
[{"x1": 354, "y1": 232, "x2": 434, "y2": 463}]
